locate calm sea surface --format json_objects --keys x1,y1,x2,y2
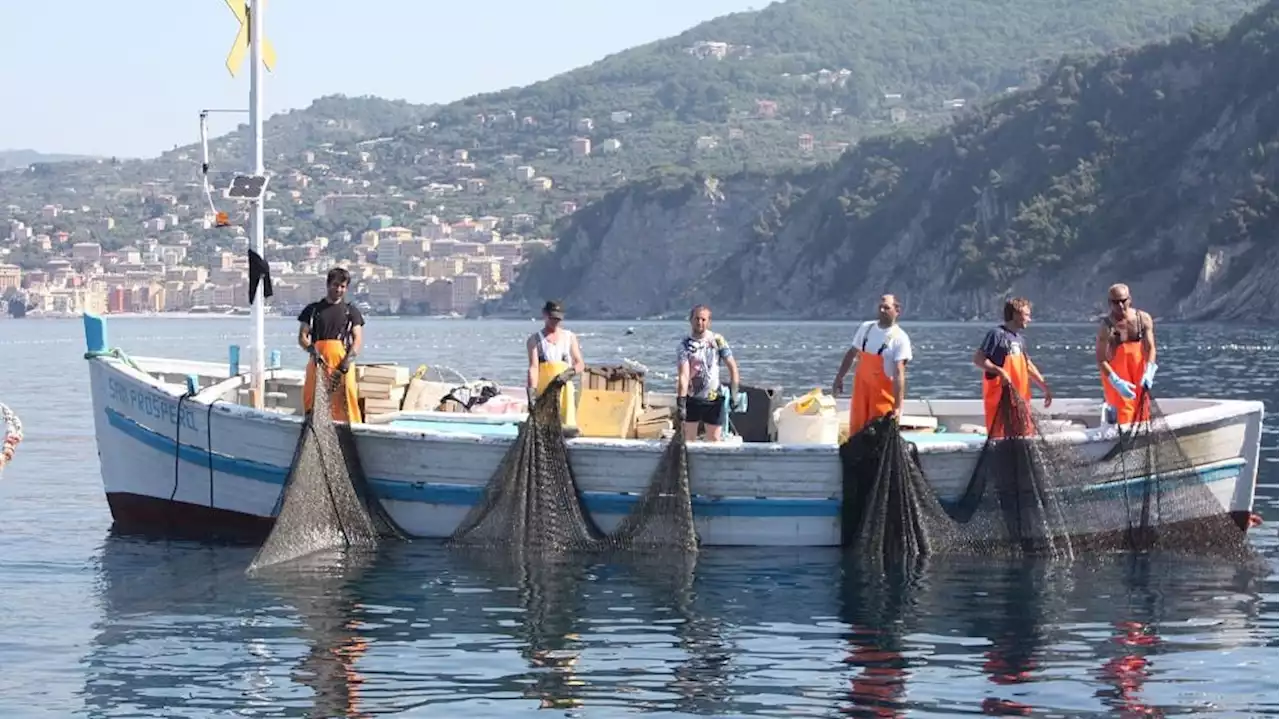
[{"x1": 0, "y1": 316, "x2": 1275, "y2": 717}]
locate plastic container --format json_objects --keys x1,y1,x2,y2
[
  {"x1": 536, "y1": 360, "x2": 578, "y2": 428},
  {"x1": 773, "y1": 390, "x2": 840, "y2": 445},
  {"x1": 730, "y1": 385, "x2": 781, "y2": 442}
]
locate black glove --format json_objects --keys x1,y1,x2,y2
[
  {"x1": 338, "y1": 355, "x2": 354, "y2": 374},
  {"x1": 676, "y1": 396, "x2": 688, "y2": 423}
]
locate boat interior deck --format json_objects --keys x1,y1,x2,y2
[{"x1": 119, "y1": 355, "x2": 1231, "y2": 446}]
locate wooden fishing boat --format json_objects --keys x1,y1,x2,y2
[{"x1": 81, "y1": 313, "x2": 1265, "y2": 547}]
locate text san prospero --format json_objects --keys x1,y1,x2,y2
[{"x1": 108, "y1": 377, "x2": 199, "y2": 431}]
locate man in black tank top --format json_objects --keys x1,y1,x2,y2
[{"x1": 1094, "y1": 283, "x2": 1157, "y2": 424}]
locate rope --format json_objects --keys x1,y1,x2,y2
[
  {"x1": 170, "y1": 392, "x2": 195, "y2": 502},
  {"x1": 0, "y1": 403, "x2": 23, "y2": 475},
  {"x1": 166, "y1": 390, "x2": 218, "y2": 508},
  {"x1": 87, "y1": 346, "x2": 222, "y2": 507},
  {"x1": 84, "y1": 347, "x2": 145, "y2": 373},
  {"x1": 206, "y1": 401, "x2": 215, "y2": 508}
]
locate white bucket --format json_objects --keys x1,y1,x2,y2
[{"x1": 774, "y1": 408, "x2": 840, "y2": 445}]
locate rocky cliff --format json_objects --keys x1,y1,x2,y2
[{"x1": 511, "y1": 4, "x2": 1278, "y2": 324}]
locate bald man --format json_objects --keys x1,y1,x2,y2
[
  {"x1": 1096, "y1": 283, "x2": 1157, "y2": 424},
  {"x1": 833, "y1": 294, "x2": 912, "y2": 434}
]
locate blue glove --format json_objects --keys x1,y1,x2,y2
[
  {"x1": 1108, "y1": 370, "x2": 1137, "y2": 400},
  {"x1": 730, "y1": 389, "x2": 747, "y2": 413},
  {"x1": 1141, "y1": 362, "x2": 1158, "y2": 390}
]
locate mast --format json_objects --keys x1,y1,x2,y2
[{"x1": 248, "y1": 0, "x2": 266, "y2": 409}]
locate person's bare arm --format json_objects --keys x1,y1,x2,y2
[
  {"x1": 726, "y1": 355, "x2": 741, "y2": 391},
  {"x1": 676, "y1": 358, "x2": 690, "y2": 397},
  {"x1": 526, "y1": 336, "x2": 540, "y2": 390},
  {"x1": 972, "y1": 347, "x2": 1009, "y2": 382},
  {"x1": 832, "y1": 348, "x2": 857, "y2": 395},
  {"x1": 892, "y1": 360, "x2": 907, "y2": 416},
  {"x1": 297, "y1": 321, "x2": 311, "y2": 352},
  {"x1": 348, "y1": 325, "x2": 363, "y2": 358},
  {"x1": 570, "y1": 333, "x2": 585, "y2": 375},
  {"x1": 1028, "y1": 358, "x2": 1053, "y2": 407},
  {"x1": 1142, "y1": 312, "x2": 1157, "y2": 365},
  {"x1": 1095, "y1": 324, "x2": 1117, "y2": 377}
]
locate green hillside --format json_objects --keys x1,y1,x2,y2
[
  {"x1": 512, "y1": 2, "x2": 1278, "y2": 323},
  {"x1": 0, "y1": 0, "x2": 1263, "y2": 261}
]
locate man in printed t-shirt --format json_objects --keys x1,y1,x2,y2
[{"x1": 675, "y1": 304, "x2": 743, "y2": 442}]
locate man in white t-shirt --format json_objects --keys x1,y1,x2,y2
[{"x1": 831, "y1": 294, "x2": 913, "y2": 434}]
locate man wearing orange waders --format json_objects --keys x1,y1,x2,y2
[
  {"x1": 1095, "y1": 283, "x2": 1157, "y2": 425},
  {"x1": 832, "y1": 294, "x2": 912, "y2": 434},
  {"x1": 971, "y1": 297, "x2": 1053, "y2": 438},
  {"x1": 297, "y1": 267, "x2": 364, "y2": 423}
]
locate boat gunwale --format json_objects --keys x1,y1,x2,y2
[{"x1": 95, "y1": 354, "x2": 1267, "y2": 458}]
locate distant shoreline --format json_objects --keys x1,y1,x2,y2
[{"x1": 4, "y1": 311, "x2": 1272, "y2": 327}]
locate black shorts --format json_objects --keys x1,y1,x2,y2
[{"x1": 684, "y1": 397, "x2": 725, "y2": 426}]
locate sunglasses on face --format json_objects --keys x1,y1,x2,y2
[{"x1": 1110, "y1": 297, "x2": 1130, "y2": 305}]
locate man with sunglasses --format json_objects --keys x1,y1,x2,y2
[{"x1": 1095, "y1": 283, "x2": 1157, "y2": 425}]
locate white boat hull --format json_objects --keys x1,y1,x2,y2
[{"x1": 84, "y1": 331, "x2": 1265, "y2": 548}]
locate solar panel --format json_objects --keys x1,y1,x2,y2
[{"x1": 225, "y1": 174, "x2": 269, "y2": 201}]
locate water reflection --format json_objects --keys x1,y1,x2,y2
[
  {"x1": 837, "y1": 556, "x2": 926, "y2": 717},
  {"x1": 81, "y1": 537, "x2": 1272, "y2": 717},
  {"x1": 971, "y1": 559, "x2": 1072, "y2": 716},
  {"x1": 252, "y1": 551, "x2": 378, "y2": 719}
]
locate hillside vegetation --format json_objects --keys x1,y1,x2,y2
[
  {"x1": 512, "y1": 3, "x2": 1278, "y2": 324},
  {"x1": 0, "y1": 0, "x2": 1261, "y2": 258}
]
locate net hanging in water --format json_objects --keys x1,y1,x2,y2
[
  {"x1": 445, "y1": 369, "x2": 699, "y2": 556},
  {"x1": 840, "y1": 383, "x2": 1254, "y2": 562},
  {"x1": 248, "y1": 365, "x2": 410, "y2": 574}
]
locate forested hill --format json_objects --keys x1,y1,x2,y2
[
  {"x1": 510, "y1": 3, "x2": 1279, "y2": 324},
  {"x1": 0, "y1": 0, "x2": 1264, "y2": 274},
  {"x1": 442, "y1": 0, "x2": 1262, "y2": 123}
]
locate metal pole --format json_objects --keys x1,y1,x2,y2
[
  {"x1": 248, "y1": 0, "x2": 265, "y2": 409},
  {"x1": 197, "y1": 108, "x2": 248, "y2": 219},
  {"x1": 198, "y1": 111, "x2": 213, "y2": 215}
]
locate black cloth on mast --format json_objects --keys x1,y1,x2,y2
[{"x1": 248, "y1": 249, "x2": 274, "y2": 304}]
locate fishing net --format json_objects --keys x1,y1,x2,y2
[
  {"x1": 248, "y1": 365, "x2": 409, "y2": 573},
  {"x1": 1089, "y1": 388, "x2": 1257, "y2": 556},
  {"x1": 445, "y1": 369, "x2": 698, "y2": 555},
  {"x1": 840, "y1": 383, "x2": 1254, "y2": 561}
]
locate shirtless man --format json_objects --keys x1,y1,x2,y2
[{"x1": 1095, "y1": 283, "x2": 1157, "y2": 424}]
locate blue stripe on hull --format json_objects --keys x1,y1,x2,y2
[{"x1": 104, "y1": 408, "x2": 1242, "y2": 519}]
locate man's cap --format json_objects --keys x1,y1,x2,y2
[{"x1": 542, "y1": 300, "x2": 565, "y2": 319}]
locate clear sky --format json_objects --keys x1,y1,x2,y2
[{"x1": 3, "y1": 0, "x2": 761, "y2": 160}]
